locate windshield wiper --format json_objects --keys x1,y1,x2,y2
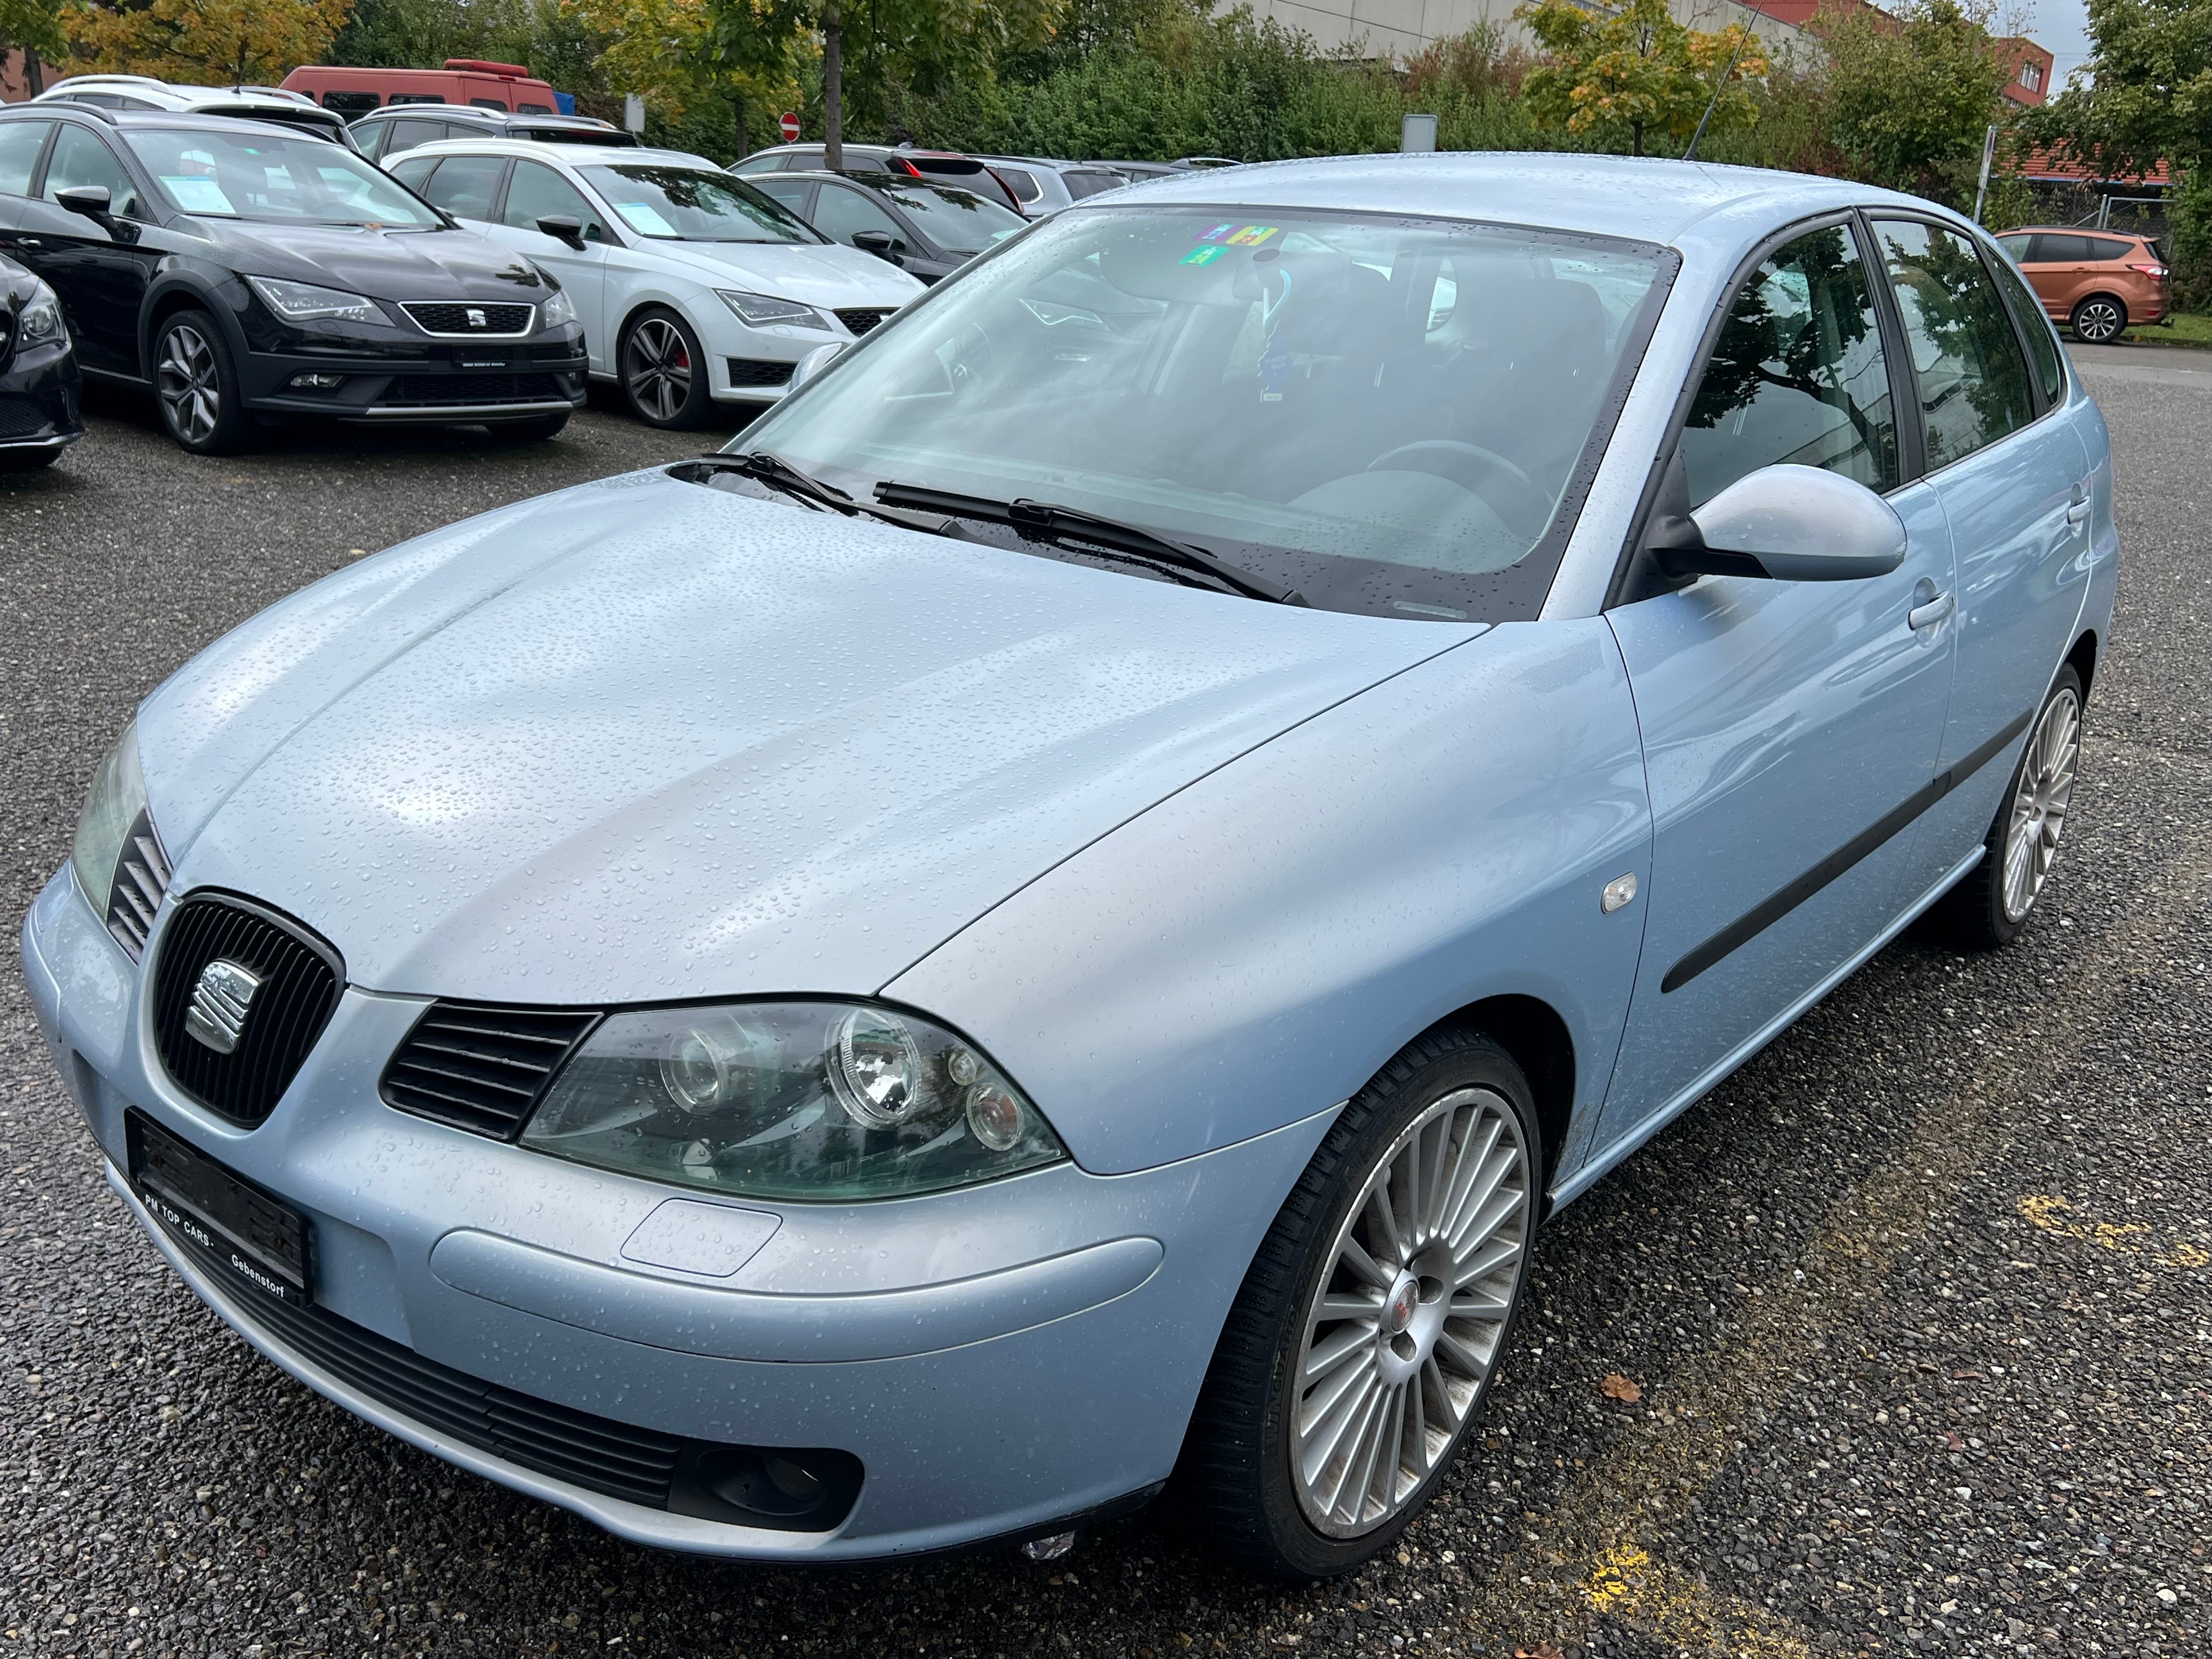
[
  {"x1": 874, "y1": 483, "x2": 1306, "y2": 605},
  {"x1": 686, "y1": 451, "x2": 979, "y2": 539}
]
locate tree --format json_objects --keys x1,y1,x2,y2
[
  {"x1": 0, "y1": 0, "x2": 64, "y2": 67},
  {"x1": 2025, "y1": 0, "x2": 2212, "y2": 306},
  {"x1": 1514, "y1": 0, "x2": 1765, "y2": 158},
  {"x1": 1813, "y1": 0, "x2": 2010, "y2": 198},
  {"x1": 65, "y1": 0, "x2": 354, "y2": 83}
]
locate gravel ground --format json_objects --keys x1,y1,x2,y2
[{"x1": 3, "y1": 354, "x2": 2207, "y2": 1659}]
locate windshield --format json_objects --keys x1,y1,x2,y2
[
  {"x1": 579, "y1": 164, "x2": 819, "y2": 243},
  {"x1": 878, "y1": 180, "x2": 1025, "y2": 254},
  {"x1": 124, "y1": 127, "x2": 438, "y2": 226},
  {"x1": 733, "y1": 206, "x2": 1672, "y2": 620}
]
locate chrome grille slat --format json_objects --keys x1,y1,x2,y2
[{"x1": 379, "y1": 1003, "x2": 599, "y2": 1140}]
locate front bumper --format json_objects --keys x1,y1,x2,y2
[
  {"x1": 0, "y1": 341, "x2": 83, "y2": 450},
  {"x1": 239, "y1": 339, "x2": 588, "y2": 425},
  {"x1": 22, "y1": 867, "x2": 1330, "y2": 1559}
]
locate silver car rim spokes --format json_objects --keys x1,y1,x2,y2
[
  {"x1": 625, "y1": 318, "x2": 691, "y2": 421},
  {"x1": 2079, "y1": 301, "x2": 2121, "y2": 342},
  {"x1": 2002, "y1": 688, "x2": 2081, "y2": 922},
  {"x1": 158, "y1": 324, "x2": 219, "y2": 444},
  {"x1": 1292, "y1": 1086, "x2": 1530, "y2": 1538}
]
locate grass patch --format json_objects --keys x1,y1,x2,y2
[{"x1": 2122, "y1": 310, "x2": 2212, "y2": 348}]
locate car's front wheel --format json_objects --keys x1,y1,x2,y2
[
  {"x1": 1929, "y1": 664, "x2": 2083, "y2": 949},
  {"x1": 1175, "y1": 1028, "x2": 1540, "y2": 1577},
  {"x1": 154, "y1": 311, "x2": 257, "y2": 455},
  {"x1": 618, "y1": 307, "x2": 713, "y2": 429},
  {"x1": 2070, "y1": 294, "x2": 2126, "y2": 344}
]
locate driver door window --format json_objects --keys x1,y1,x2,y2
[
  {"x1": 1677, "y1": 222, "x2": 1898, "y2": 507},
  {"x1": 503, "y1": 160, "x2": 607, "y2": 241},
  {"x1": 45, "y1": 125, "x2": 145, "y2": 219},
  {"x1": 810, "y1": 184, "x2": 904, "y2": 249}
]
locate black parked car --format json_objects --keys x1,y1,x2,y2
[
  {"x1": 748, "y1": 170, "x2": 1026, "y2": 285},
  {"x1": 349, "y1": 104, "x2": 638, "y2": 163},
  {"x1": 0, "y1": 251, "x2": 82, "y2": 470},
  {"x1": 0, "y1": 105, "x2": 586, "y2": 455}
]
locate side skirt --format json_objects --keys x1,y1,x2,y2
[{"x1": 1547, "y1": 842, "x2": 1986, "y2": 1213}]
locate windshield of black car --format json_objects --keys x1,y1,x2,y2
[
  {"x1": 579, "y1": 164, "x2": 820, "y2": 242},
  {"x1": 123, "y1": 127, "x2": 441, "y2": 225},
  {"x1": 731, "y1": 205, "x2": 1671, "y2": 621},
  {"x1": 876, "y1": 180, "x2": 1025, "y2": 253}
]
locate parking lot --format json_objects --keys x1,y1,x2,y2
[{"x1": 3, "y1": 347, "x2": 2208, "y2": 1658}]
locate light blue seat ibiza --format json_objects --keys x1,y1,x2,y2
[{"x1": 24, "y1": 154, "x2": 2113, "y2": 1577}]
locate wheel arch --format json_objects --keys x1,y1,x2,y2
[
  {"x1": 141, "y1": 276, "x2": 246, "y2": 381},
  {"x1": 1420, "y1": 993, "x2": 1575, "y2": 1190},
  {"x1": 2064, "y1": 628, "x2": 2099, "y2": 703}
]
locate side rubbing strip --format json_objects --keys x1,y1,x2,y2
[{"x1": 1661, "y1": 708, "x2": 2036, "y2": 994}]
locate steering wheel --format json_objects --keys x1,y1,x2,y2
[
  {"x1": 939, "y1": 321, "x2": 996, "y2": 402},
  {"x1": 1365, "y1": 440, "x2": 1552, "y2": 543}
]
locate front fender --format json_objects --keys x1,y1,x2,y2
[
  {"x1": 139, "y1": 255, "x2": 255, "y2": 375},
  {"x1": 885, "y1": 618, "x2": 1655, "y2": 1180}
]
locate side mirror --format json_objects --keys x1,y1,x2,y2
[
  {"x1": 850, "y1": 229, "x2": 906, "y2": 262},
  {"x1": 55, "y1": 184, "x2": 113, "y2": 222},
  {"x1": 789, "y1": 341, "x2": 847, "y2": 390},
  {"x1": 536, "y1": 213, "x2": 588, "y2": 250},
  {"x1": 1648, "y1": 464, "x2": 1906, "y2": 582}
]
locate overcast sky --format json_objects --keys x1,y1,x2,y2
[{"x1": 2019, "y1": 0, "x2": 2094, "y2": 83}]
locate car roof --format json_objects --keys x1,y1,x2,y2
[
  {"x1": 358, "y1": 105, "x2": 614, "y2": 128},
  {"x1": 1998, "y1": 225, "x2": 2148, "y2": 239},
  {"x1": 769, "y1": 167, "x2": 989, "y2": 195},
  {"x1": 0, "y1": 104, "x2": 334, "y2": 142},
  {"x1": 38, "y1": 77, "x2": 336, "y2": 113},
  {"x1": 394, "y1": 137, "x2": 719, "y2": 168},
  {"x1": 1106, "y1": 153, "x2": 1943, "y2": 247}
]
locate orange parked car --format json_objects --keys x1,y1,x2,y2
[{"x1": 1994, "y1": 227, "x2": 2171, "y2": 344}]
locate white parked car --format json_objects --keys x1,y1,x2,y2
[
  {"x1": 34, "y1": 75, "x2": 353, "y2": 147},
  {"x1": 387, "y1": 140, "x2": 924, "y2": 427}
]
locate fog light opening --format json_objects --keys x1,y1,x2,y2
[
  {"x1": 1019, "y1": 1530, "x2": 1077, "y2": 1562},
  {"x1": 288, "y1": 372, "x2": 346, "y2": 391}
]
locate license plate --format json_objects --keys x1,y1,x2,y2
[{"x1": 126, "y1": 1110, "x2": 312, "y2": 1307}]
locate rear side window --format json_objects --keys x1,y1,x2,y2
[
  {"x1": 1679, "y1": 222, "x2": 1899, "y2": 507},
  {"x1": 415, "y1": 154, "x2": 507, "y2": 219},
  {"x1": 2030, "y1": 234, "x2": 2091, "y2": 263},
  {"x1": 1869, "y1": 218, "x2": 2034, "y2": 470},
  {"x1": 751, "y1": 178, "x2": 814, "y2": 216},
  {"x1": 0, "y1": 121, "x2": 53, "y2": 196},
  {"x1": 1984, "y1": 242, "x2": 2065, "y2": 406},
  {"x1": 1063, "y1": 170, "x2": 1124, "y2": 200},
  {"x1": 992, "y1": 166, "x2": 1041, "y2": 204},
  {"x1": 381, "y1": 118, "x2": 449, "y2": 156},
  {"x1": 2083, "y1": 236, "x2": 2132, "y2": 261}
]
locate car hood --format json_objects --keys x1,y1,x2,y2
[
  {"x1": 138, "y1": 472, "x2": 1470, "y2": 1005},
  {"x1": 633, "y1": 238, "x2": 923, "y2": 308},
  {"x1": 196, "y1": 221, "x2": 549, "y2": 301}
]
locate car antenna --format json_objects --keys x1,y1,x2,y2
[{"x1": 1683, "y1": 0, "x2": 1768, "y2": 163}]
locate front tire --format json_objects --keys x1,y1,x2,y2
[
  {"x1": 154, "y1": 311, "x2": 258, "y2": 455},
  {"x1": 1173, "y1": 1029, "x2": 1541, "y2": 1578},
  {"x1": 2070, "y1": 295, "x2": 2126, "y2": 344},
  {"x1": 1928, "y1": 665, "x2": 2083, "y2": 949},
  {"x1": 618, "y1": 308, "x2": 713, "y2": 429}
]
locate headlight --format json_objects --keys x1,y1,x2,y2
[
  {"x1": 537, "y1": 284, "x2": 577, "y2": 329},
  {"x1": 72, "y1": 720, "x2": 170, "y2": 956},
  {"x1": 521, "y1": 1001, "x2": 1066, "y2": 1201},
  {"x1": 247, "y1": 276, "x2": 385, "y2": 325},
  {"x1": 716, "y1": 289, "x2": 823, "y2": 329},
  {"x1": 18, "y1": 283, "x2": 64, "y2": 345}
]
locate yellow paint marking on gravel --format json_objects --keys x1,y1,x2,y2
[
  {"x1": 1582, "y1": 1543, "x2": 1817, "y2": 1658},
  {"x1": 1451, "y1": 816, "x2": 2212, "y2": 1655},
  {"x1": 2018, "y1": 1193, "x2": 2212, "y2": 1267}
]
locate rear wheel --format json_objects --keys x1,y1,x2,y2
[
  {"x1": 619, "y1": 308, "x2": 714, "y2": 429},
  {"x1": 2070, "y1": 294, "x2": 2126, "y2": 344},
  {"x1": 1173, "y1": 1029, "x2": 1540, "y2": 1577},
  {"x1": 155, "y1": 310, "x2": 258, "y2": 455},
  {"x1": 1928, "y1": 665, "x2": 2083, "y2": 949}
]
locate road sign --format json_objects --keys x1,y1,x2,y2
[{"x1": 780, "y1": 111, "x2": 801, "y2": 142}]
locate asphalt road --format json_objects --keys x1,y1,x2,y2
[{"x1": 3, "y1": 352, "x2": 2208, "y2": 1659}]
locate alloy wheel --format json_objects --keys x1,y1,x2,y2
[
  {"x1": 2002, "y1": 687, "x2": 2080, "y2": 922},
  {"x1": 2075, "y1": 300, "x2": 2123, "y2": 343},
  {"x1": 624, "y1": 317, "x2": 692, "y2": 422},
  {"x1": 1291, "y1": 1086, "x2": 1530, "y2": 1538},
  {"x1": 157, "y1": 324, "x2": 220, "y2": 445}
]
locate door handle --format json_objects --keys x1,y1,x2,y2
[
  {"x1": 15, "y1": 237, "x2": 41, "y2": 250},
  {"x1": 2066, "y1": 485, "x2": 2092, "y2": 527},
  {"x1": 1908, "y1": 590, "x2": 1955, "y2": 630}
]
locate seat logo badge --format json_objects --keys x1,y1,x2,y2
[
  {"x1": 466, "y1": 307, "x2": 488, "y2": 328},
  {"x1": 184, "y1": 959, "x2": 262, "y2": 1056}
]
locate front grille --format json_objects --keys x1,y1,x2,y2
[
  {"x1": 383, "y1": 373, "x2": 562, "y2": 407},
  {"x1": 380, "y1": 1002, "x2": 598, "y2": 1140},
  {"x1": 0, "y1": 393, "x2": 49, "y2": 439},
  {"x1": 209, "y1": 1282, "x2": 861, "y2": 1527},
  {"x1": 400, "y1": 301, "x2": 534, "y2": 336},
  {"x1": 151, "y1": 895, "x2": 342, "y2": 1127},
  {"x1": 0, "y1": 309, "x2": 16, "y2": 370},
  {"x1": 835, "y1": 307, "x2": 894, "y2": 337},
  {"x1": 100, "y1": 807, "x2": 172, "y2": 961},
  {"x1": 725, "y1": 357, "x2": 794, "y2": 388}
]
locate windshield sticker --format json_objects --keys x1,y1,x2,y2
[
  {"x1": 1226, "y1": 225, "x2": 1279, "y2": 246},
  {"x1": 1196, "y1": 222, "x2": 1236, "y2": 242},
  {"x1": 1180, "y1": 244, "x2": 1227, "y2": 266},
  {"x1": 161, "y1": 176, "x2": 235, "y2": 215},
  {"x1": 612, "y1": 200, "x2": 677, "y2": 236}
]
